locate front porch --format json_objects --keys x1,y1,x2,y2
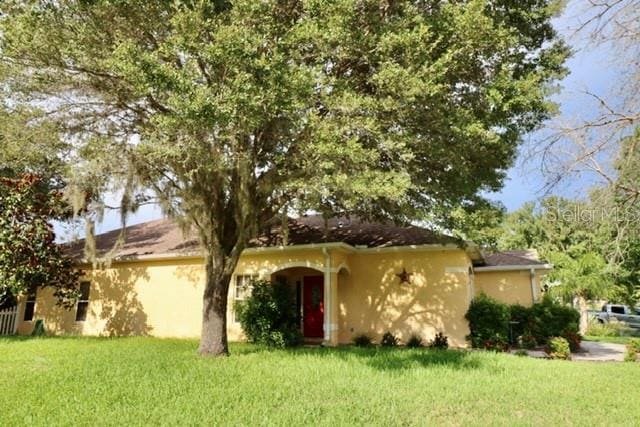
[
  {"x1": 269, "y1": 264, "x2": 349, "y2": 346},
  {"x1": 234, "y1": 244, "x2": 351, "y2": 346}
]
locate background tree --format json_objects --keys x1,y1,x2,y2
[
  {"x1": 0, "y1": 0, "x2": 569, "y2": 356},
  {"x1": 495, "y1": 197, "x2": 615, "y2": 331},
  {"x1": 0, "y1": 174, "x2": 80, "y2": 308},
  {"x1": 537, "y1": 0, "x2": 639, "y2": 199}
]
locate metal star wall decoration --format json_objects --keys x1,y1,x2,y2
[{"x1": 396, "y1": 268, "x2": 413, "y2": 284}]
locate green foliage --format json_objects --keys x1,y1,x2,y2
[
  {"x1": 429, "y1": 332, "x2": 449, "y2": 350},
  {"x1": 562, "y1": 330, "x2": 582, "y2": 353},
  {"x1": 236, "y1": 280, "x2": 302, "y2": 348},
  {"x1": 465, "y1": 294, "x2": 510, "y2": 350},
  {"x1": 585, "y1": 319, "x2": 633, "y2": 337},
  {"x1": 31, "y1": 320, "x2": 46, "y2": 337},
  {"x1": 0, "y1": 175, "x2": 80, "y2": 307},
  {"x1": 509, "y1": 304, "x2": 532, "y2": 344},
  {"x1": 514, "y1": 349, "x2": 529, "y2": 357},
  {"x1": 380, "y1": 331, "x2": 399, "y2": 347},
  {"x1": 466, "y1": 294, "x2": 580, "y2": 351},
  {"x1": 528, "y1": 296, "x2": 580, "y2": 343},
  {"x1": 518, "y1": 334, "x2": 537, "y2": 350},
  {"x1": 545, "y1": 337, "x2": 571, "y2": 360},
  {"x1": 353, "y1": 333, "x2": 373, "y2": 347},
  {"x1": 450, "y1": 200, "x2": 506, "y2": 250},
  {"x1": 495, "y1": 197, "x2": 618, "y2": 315},
  {"x1": 624, "y1": 338, "x2": 640, "y2": 362},
  {"x1": 405, "y1": 334, "x2": 424, "y2": 348}
]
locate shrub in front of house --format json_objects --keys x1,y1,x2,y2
[
  {"x1": 625, "y1": 338, "x2": 640, "y2": 362},
  {"x1": 509, "y1": 304, "x2": 532, "y2": 345},
  {"x1": 545, "y1": 336, "x2": 571, "y2": 360},
  {"x1": 429, "y1": 332, "x2": 449, "y2": 350},
  {"x1": 381, "y1": 331, "x2": 399, "y2": 347},
  {"x1": 353, "y1": 333, "x2": 373, "y2": 347},
  {"x1": 528, "y1": 296, "x2": 579, "y2": 344},
  {"x1": 405, "y1": 334, "x2": 424, "y2": 348},
  {"x1": 562, "y1": 330, "x2": 582, "y2": 353},
  {"x1": 518, "y1": 333, "x2": 537, "y2": 350},
  {"x1": 236, "y1": 280, "x2": 302, "y2": 348},
  {"x1": 466, "y1": 293, "x2": 581, "y2": 352},
  {"x1": 465, "y1": 293, "x2": 510, "y2": 351}
]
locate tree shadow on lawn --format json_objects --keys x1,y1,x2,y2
[{"x1": 283, "y1": 346, "x2": 484, "y2": 372}]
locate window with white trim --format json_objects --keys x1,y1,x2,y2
[
  {"x1": 23, "y1": 287, "x2": 37, "y2": 321},
  {"x1": 234, "y1": 275, "x2": 257, "y2": 323},
  {"x1": 75, "y1": 281, "x2": 91, "y2": 321}
]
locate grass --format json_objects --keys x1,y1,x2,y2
[
  {"x1": 1, "y1": 337, "x2": 639, "y2": 426},
  {"x1": 584, "y1": 335, "x2": 637, "y2": 345}
]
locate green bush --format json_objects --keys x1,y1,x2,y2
[
  {"x1": 509, "y1": 304, "x2": 532, "y2": 344},
  {"x1": 381, "y1": 331, "x2": 399, "y2": 347},
  {"x1": 562, "y1": 330, "x2": 582, "y2": 353},
  {"x1": 625, "y1": 338, "x2": 640, "y2": 362},
  {"x1": 236, "y1": 280, "x2": 302, "y2": 348},
  {"x1": 429, "y1": 332, "x2": 449, "y2": 350},
  {"x1": 529, "y1": 296, "x2": 579, "y2": 344},
  {"x1": 466, "y1": 294, "x2": 581, "y2": 351},
  {"x1": 545, "y1": 336, "x2": 571, "y2": 360},
  {"x1": 465, "y1": 294, "x2": 510, "y2": 350},
  {"x1": 517, "y1": 333, "x2": 537, "y2": 350},
  {"x1": 31, "y1": 319, "x2": 46, "y2": 336},
  {"x1": 586, "y1": 319, "x2": 633, "y2": 337},
  {"x1": 353, "y1": 333, "x2": 373, "y2": 347},
  {"x1": 405, "y1": 334, "x2": 424, "y2": 348}
]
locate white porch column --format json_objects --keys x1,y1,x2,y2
[{"x1": 322, "y1": 249, "x2": 339, "y2": 346}]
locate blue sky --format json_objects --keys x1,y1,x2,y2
[
  {"x1": 57, "y1": 1, "x2": 618, "y2": 239},
  {"x1": 485, "y1": 2, "x2": 618, "y2": 210}
]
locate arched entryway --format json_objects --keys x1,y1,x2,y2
[{"x1": 270, "y1": 266, "x2": 325, "y2": 342}]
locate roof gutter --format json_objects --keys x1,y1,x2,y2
[{"x1": 473, "y1": 264, "x2": 553, "y2": 273}]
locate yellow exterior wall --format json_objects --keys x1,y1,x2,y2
[
  {"x1": 473, "y1": 270, "x2": 546, "y2": 306},
  {"x1": 18, "y1": 258, "x2": 206, "y2": 337},
  {"x1": 16, "y1": 250, "x2": 333, "y2": 340},
  {"x1": 338, "y1": 249, "x2": 472, "y2": 347},
  {"x1": 15, "y1": 245, "x2": 543, "y2": 349}
]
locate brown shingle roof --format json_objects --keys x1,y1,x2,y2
[
  {"x1": 65, "y1": 215, "x2": 460, "y2": 260},
  {"x1": 481, "y1": 250, "x2": 545, "y2": 267},
  {"x1": 65, "y1": 219, "x2": 199, "y2": 260}
]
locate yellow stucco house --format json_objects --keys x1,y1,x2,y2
[{"x1": 11, "y1": 216, "x2": 551, "y2": 347}]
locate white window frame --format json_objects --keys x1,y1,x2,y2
[
  {"x1": 75, "y1": 281, "x2": 91, "y2": 322},
  {"x1": 233, "y1": 274, "x2": 257, "y2": 323},
  {"x1": 23, "y1": 288, "x2": 37, "y2": 322}
]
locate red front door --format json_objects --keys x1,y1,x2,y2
[{"x1": 303, "y1": 276, "x2": 324, "y2": 338}]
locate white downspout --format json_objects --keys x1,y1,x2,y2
[{"x1": 530, "y1": 268, "x2": 538, "y2": 304}]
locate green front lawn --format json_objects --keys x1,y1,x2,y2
[
  {"x1": 584, "y1": 335, "x2": 638, "y2": 345},
  {"x1": 1, "y1": 337, "x2": 638, "y2": 425}
]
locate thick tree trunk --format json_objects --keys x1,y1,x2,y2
[
  {"x1": 198, "y1": 251, "x2": 234, "y2": 356},
  {"x1": 575, "y1": 294, "x2": 589, "y2": 335}
]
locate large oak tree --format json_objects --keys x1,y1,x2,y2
[{"x1": 0, "y1": 0, "x2": 568, "y2": 355}]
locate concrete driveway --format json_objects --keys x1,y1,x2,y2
[
  {"x1": 514, "y1": 340, "x2": 627, "y2": 361},
  {"x1": 573, "y1": 341, "x2": 626, "y2": 362}
]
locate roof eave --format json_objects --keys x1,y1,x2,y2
[{"x1": 473, "y1": 264, "x2": 553, "y2": 272}]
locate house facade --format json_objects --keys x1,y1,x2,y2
[{"x1": 11, "y1": 216, "x2": 551, "y2": 347}]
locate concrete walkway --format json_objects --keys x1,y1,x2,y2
[
  {"x1": 573, "y1": 341, "x2": 626, "y2": 362},
  {"x1": 514, "y1": 340, "x2": 626, "y2": 361}
]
